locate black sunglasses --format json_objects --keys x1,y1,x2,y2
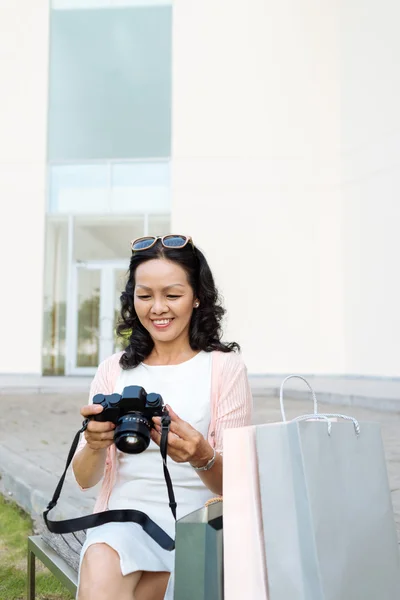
[{"x1": 130, "y1": 235, "x2": 194, "y2": 253}]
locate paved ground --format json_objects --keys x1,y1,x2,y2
[
  {"x1": 2, "y1": 372, "x2": 400, "y2": 413},
  {"x1": 0, "y1": 388, "x2": 399, "y2": 544}
]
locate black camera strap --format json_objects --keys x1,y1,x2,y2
[
  {"x1": 160, "y1": 414, "x2": 177, "y2": 519},
  {"x1": 43, "y1": 418, "x2": 177, "y2": 552}
]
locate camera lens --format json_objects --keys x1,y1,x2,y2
[{"x1": 114, "y1": 414, "x2": 151, "y2": 454}]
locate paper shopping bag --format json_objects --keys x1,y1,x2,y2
[
  {"x1": 255, "y1": 409, "x2": 400, "y2": 598},
  {"x1": 223, "y1": 425, "x2": 269, "y2": 600}
]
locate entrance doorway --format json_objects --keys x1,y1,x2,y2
[{"x1": 66, "y1": 260, "x2": 128, "y2": 375}]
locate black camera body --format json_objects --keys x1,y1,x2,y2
[{"x1": 92, "y1": 385, "x2": 167, "y2": 454}]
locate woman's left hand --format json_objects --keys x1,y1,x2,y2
[{"x1": 151, "y1": 405, "x2": 214, "y2": 468}]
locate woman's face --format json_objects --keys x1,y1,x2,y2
[{"x1": 134, "y1": 258, "x2": 197, "y2": 346}]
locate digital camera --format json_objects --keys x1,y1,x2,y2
[{"x1": 92, "y1": 385, "x2": 167, "y2": 454}]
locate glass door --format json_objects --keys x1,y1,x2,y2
[{"x1": 66, "y1": 260, "x2": 128, "y2": 375}]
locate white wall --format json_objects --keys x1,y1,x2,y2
[
  {"x1": 2, "y1": 0, "x2": 398, "y2": 377},
  {"x1": 0, "y1": 1, "x2": 49, "y2": 373},
  {"x1": 342, "y1": 0, "x2": 400, "y2": 376},
  {"x1": 172, "y1": 0, "x2": 345, "y2": 374}
]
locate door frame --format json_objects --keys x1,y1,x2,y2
[{"x1": 65, "y1": 259, "x2": 127, "y2": 375}]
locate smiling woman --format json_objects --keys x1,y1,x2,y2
[
  {"x1": 71, "y1": 235, "x2": 253, "y2": 600},
  {"x1": 134, "y1": 260, "x2": 198, "y2": 358},
  {"x1": 117, "y1": 235, "x2": 238, "y2": 368}
]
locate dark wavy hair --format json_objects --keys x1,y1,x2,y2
[{"x1": 117, "y1": 239, "x2": 240, "y2": 369}]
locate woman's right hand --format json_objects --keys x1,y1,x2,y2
[{"x1": 80, "y1": 404, "x2": 116, "y2": 451}]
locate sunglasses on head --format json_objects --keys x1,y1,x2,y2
[{"x1": 130, "y1": 235, "x2": 194, "y2": 253}]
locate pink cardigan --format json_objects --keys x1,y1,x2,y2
[{"x1": 76, "y1": 350, "x2": 253, "y2": 513}]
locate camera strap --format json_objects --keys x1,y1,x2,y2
[
  {"x1": 43, "y1": 418, "x2": 176, "y2": 551},
  {"x1": 160, "y1": 414, "x2": 177, "y2": 520}
]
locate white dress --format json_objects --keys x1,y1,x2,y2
[{"x1": 78, "y1": 351, "x2": 215, "y2": 599}]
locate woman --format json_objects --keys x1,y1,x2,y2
[{"x1": 72, "y1": 234, "x2": 253, "y2": 600}]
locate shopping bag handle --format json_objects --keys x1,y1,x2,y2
[
  {"x1": 279, "y1": 375, "x2": 318, "y2": 421},
  {"x1": 279, "y1": 376, "x2": 361, "y2": 435},
  {"x1": 292, "y1": 413, "x2": 361, "y2": 436}
]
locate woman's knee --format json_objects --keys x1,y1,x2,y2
[
  {"x1": 78, "y1": 543, "x2": 140, "y2": 600},
  {"x1": 81, "y1": 543, "x2": 120, "y2": 578}
]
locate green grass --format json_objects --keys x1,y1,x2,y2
[{"x1": 0, "y1": 494, "x2": 74, "y2": 600}]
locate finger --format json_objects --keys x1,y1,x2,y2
[
  {"x1": 152, "y1": 406, "x2": 181, "y2": 424},
  {"x1": 153, "y1": 404, "x2": 184, "y2": 425},
  {"x1": 87, "y1": 420, "x2": 116, "y2": 433},
  {"x1": 154, "y1": 423, "x2": 180, "y2": 439},
  {"x1": 150, "y1": 429, "x2": 188, "y2": 462},
  {"x1": 152, "y1": 408, "x2": 179, "y2": 425},
  {"x1": 86, "y1": 439, "x2": 114, "y2": 451},
  {"x1": 96, "y1": 431, "x2": 115, "y2": 441},
  {"x1": 85, "y1": 433, "x2": 114, "y2": 447},
  {"x1": 165, "y1": 406, "x2": 196, "y2": 437},
  {"x1": 151, "y1": 428, "x2": 181, "y2": 446},
  {"x1": 153, "y1": 411, "x2": 194, "y2": 440},
  {"x1": 166, "y1": 405, "x2": 181, "y2": 422},
  {"x1": 81, "y1": 404, "x2": 104, "y2": 418},
  {"x1": 167, "y1": 417, "x2": 195, "y2": 439},
  {"x1": 158, "y1": 431, "x2": 186, "y2": 451},
  {"x1": 85, "y1": 429, "x2": 114, "y2": 441},
  {"x1": 150, "y1": 429, "x2": 161, "y2": 447}
]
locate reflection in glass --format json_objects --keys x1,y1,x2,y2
[
  {"x1": 73, "y1": 216, "x2": 145, "y2": 261},
  {"x1": 148, "y1": 214, "x2": 171, "y2": 236},
  {"x1": 48, "y1": 163, "x2": 110, "y2": 214},
  {"x1": 42, "y1": 218, "x2": 68, "y2": 375},
  {"x1": 48, "y1": 161, "x2": 171, "y2": 215},
  {"x1": 76, "y1": 270, "x2": 100, "y2": 367},
  {"x1": 48, "y1": 7, "x2": 171, "y2": 161},
  {"x1": 112, "y1": 162, "x2": 170, "y2": 214}
]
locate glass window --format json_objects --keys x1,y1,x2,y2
[
  {"x1": 48, "y1": 5, "x2": 172, "y2": 161},
  {"x1": 48, "y1": 163, "x2": 110, "y2": 213},
  {"x1": 73, "y1": 216, "x2": 145, "y2": 261},
  {"x1": 48, "y1": 161, "x2": 171, "y2": 215},
  {"x1": 148, "y1": 214, "x2": 171, "y2": 236},
  {"x1": 112, "y1": 161, "x2": 170, "y2": 214},
  {"x1": 44, "y1": 0, "x2": 172, "y2": 375}
]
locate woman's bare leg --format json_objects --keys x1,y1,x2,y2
[
  {"x1": 135, "y1": 571, "x2": 170, "y2": 600},
  {"x1": 78, "y1": 543, "x2": 143, "y2": 600}
]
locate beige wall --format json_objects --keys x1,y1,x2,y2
[
  {"x1": 0, "y1": 1, "x2": 49, "y2": 373},
  {"x1": 172, "y1": 0, "x2": 345, "y2": 374},
  {"x1": 341, "y1": 0, "x2": 400, "y2": 376},
  {"x1": 172, "y1": 0, "x2": 400, "y2": 377}
]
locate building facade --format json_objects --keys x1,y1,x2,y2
[{"x1": 1, "y1": 0, "x2": 400, "y2": 378}]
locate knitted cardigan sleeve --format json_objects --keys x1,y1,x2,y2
[{"x1": 213, "y1": 353, "x2": 253, "y2": 454}]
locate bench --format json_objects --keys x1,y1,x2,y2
[
  {"x1": 27, "y1": 499, "x2": 223, "y2": 600},
  {"x1": 27, "y1": 535, "x2": 78, "y2": 599}
]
